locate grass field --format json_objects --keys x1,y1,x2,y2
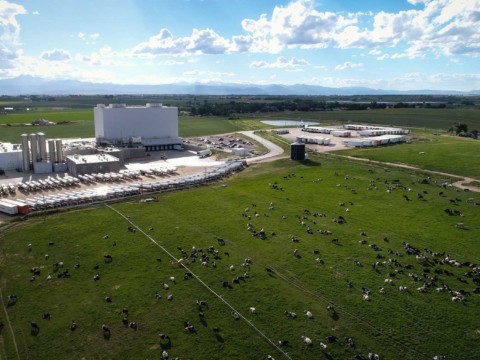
[
  {"x1": 1, "y1": 107, "x2": 479, "y2": 144},
  {"x1": 258, "y1": 108, "x2": 480, "y2": 131},
  {"x1": 335, "y1": 133, "x2": 480, "y2": 179},
  {"x1": 1, "y1": 154, "x2": 479, "y2": 359}
]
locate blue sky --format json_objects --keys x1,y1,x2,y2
[{"x1": 1, "y1": 0, "x2": 479, "y2": 91}]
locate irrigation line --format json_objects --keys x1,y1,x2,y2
[
  {"x1": 0, "y1": 287, "x2": 20, "y2": 360},
  {"x1": 106, "y1": 205, "x2": 292, "y2": 360}
]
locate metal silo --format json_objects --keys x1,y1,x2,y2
[
  {"x1": 37, "y1": 132, "x2": 47, "y2": 161},
  {"x1": 290, "y1": 142, "x2": 305, "y2": 161},
  {"x1": 30, "y1": 133, "x2": 38, "y2": 164},
  {"x1": 21, "y1": 134, "x2": 30, "y2": 171},
  {"x1": 48, "y1": 139, "x2": 56, "y2": 163},
  {"x1": 55, "y1": 139, "x2": 64, "y2": 163}
]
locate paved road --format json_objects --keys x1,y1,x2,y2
[{"x1": 240, "y1": 131, "x2": 285, "y2": 164}]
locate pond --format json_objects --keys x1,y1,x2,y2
[{"x1": 261, "y1": 120, "x2": 319, "y2": 126}]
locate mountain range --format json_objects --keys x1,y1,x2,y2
[{"x1": 1, "y1": 76, "x2": 479, "y2": 96}]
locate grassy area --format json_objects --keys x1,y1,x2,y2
[
  {"x1": 1, "y1": 155, "x2": 479, "y2": 359},
  {"x1": 257, "y1": 108, "x2": 480, "y2": 131},
  {"x1": 335, "y1": 132, "x2": 480, "y2": 179}
]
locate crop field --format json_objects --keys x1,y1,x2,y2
[
  {"x1": 336, "y1": 134, "x2": 480, "y2": 179},
  {"x1": 1, "y1": 155, "x2": 479, "y2": 360}
]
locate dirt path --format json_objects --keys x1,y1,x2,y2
[{"x1": 328, "y1": 154, "x2": 480, "y2": 193}]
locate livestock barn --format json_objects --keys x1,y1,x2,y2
[{"x1": 94, "y1": 103, "x2": 183, "y2": 151}]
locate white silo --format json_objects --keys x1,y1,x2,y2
[
  {"x1": 48, "y1": 139, "x2": 56, "y2": 163},
  {"x1": 21, "y1": 134, "x2": 30, "y2": 171},
  {"x1": 37, "y1": 132, "x2": 47, "y2": 161},
  {"x1": 55, "y1": 139, "x2": 64, "y2": 163},
  {"x1": 29, "y1": 133, "x2": 38, "y2": 164}
]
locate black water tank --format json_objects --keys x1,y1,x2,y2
[{"x1": 290, "y1": 142, "x2": 305, "y2": 160}]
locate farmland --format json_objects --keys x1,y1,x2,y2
[
  {"x1": 1, "y1": 154, "x2": 479, "y2": 359},
  {"x1": 336, "y1": 133, "x2": 480, "y2": 179}
]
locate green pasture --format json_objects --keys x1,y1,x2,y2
[
  {"x1": 1, "y1": 155, "x2": 479, "y2": 359},
  {"x1": 336, "y1": 133, "x2": 480, "y2": 179},
  {"x1": 258, "y1": 108, "x2": 480, "y2": 131}
]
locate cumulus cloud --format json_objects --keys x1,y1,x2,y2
[
  {"x1": 132, "y1": 28, "x2": 231, "y2": 56},
  {"x1": 250, "y1": 56, "x2": 309, "y2": 69},
  {"x1": 0, "y1": 0, "x2": 27, "y2": 43},
  {"x1": 335, "y1": 61, "x2": 364, "y2": 71},
  {"x1": 41, "y1": 48, "x2": 72, "y2": 61}
]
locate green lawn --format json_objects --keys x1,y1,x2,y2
[
  {"x1": 336, "y1": 132, "x2": 480, "y2": 179},
  {"x1": 1, "y1": 155, "x2": 479, "y2": 359}
]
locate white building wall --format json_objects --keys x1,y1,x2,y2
[
  {"x1": 0, "y1": 151, "x2": 23, "y2": 170},
  {"x1": 94, "y1": 104, "x2": 178, "y2": 141}
]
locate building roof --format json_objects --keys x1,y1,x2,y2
[{"x1": 66, "y1": 153, "x2": 119, "y2": 165}]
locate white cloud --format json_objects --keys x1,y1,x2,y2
[
  {"x1": 0, "y1": 0, "x2": 26, "y2": 44},
  {"x1": 250, "y1": 56, "x2": 309, "y2": 69},
  {"x1": 41, "y1": 48, "x2": 72, "y2": 61},
  {"x1": 132, "y1": 28, "x2": 231, "y2": 56},
  {"x1": 77, "y1": 32, "x2": 100, "y2": 45},
  {"x1": 32, "y1": 11, "x2": 39, "y2": 15},
  {"x1": 335, "y1": 61, "x2": 364, "y2": 71}
]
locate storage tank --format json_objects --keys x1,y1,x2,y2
[
  {"x1": 37, "y1": 132, "x2": 47, "y2": 161},
  {"x1": 48, "y1": 139, "x2": 56, "y2": 163},
  {"x1": 55, "y1": 139, "x2": 64, "y2": 162},
  {"x1": 21, "y1": 134, "x2": 30, "y2": 171},
  {"x1": 29, "y1": 133, "x2": 38, "y2": 164},
  {"x1": 290, "y1": 142, "x2": 305, "y2": 161}
]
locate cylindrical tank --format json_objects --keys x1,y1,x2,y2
[
  {"x1": 290, "y1": 142, "x2": 305, "y2": 161},
  {"x1": 55, "y1": 139, "x2": 63, "y2": 163},
  {"x1": 37, "y1": 132, "x2": 47, "y2": 161},
  {"x1": 29, "y1": 133, "x2": 38, "y2": 164},
  {"x1": 48, "y1": 139, "x2": 56, "y2": 163},
  {"x1": 21, "y1": 134, "x2": 30, "y2": 171}
]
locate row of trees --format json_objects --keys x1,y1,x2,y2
[{"x1": 187, "y1": 99, "x2": 447, "y2": 117}]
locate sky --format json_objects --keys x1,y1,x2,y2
[{"x1": 0, "y1": 0, "x2": 479, "y2": 91}]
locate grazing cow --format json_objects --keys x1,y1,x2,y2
[
  {"x1": 284, "y1": 310, "x2": 297, "y2": 318},
  {"x1": 42, "y1": 312, "x2": 51, "y2": 320},
  {"x1": 70, "y1": 320, "x2": 77, "y2": 331},
  {"x1": 368, "y1": 353, "x2": 380, "y2": 360},
  {"x1": 129, "y1": 321, "x2": 137, "y2": 330},
  {"x1": 346, "y1": 337, "x2": 355, "y2": 347},
  {"x1": 301, "y1": 336, "x2": 313, "y2": 346},
  {"x1": 93, "y1": 274, "x2": 100, "y2": 281},
  {"x1": 399, "y1": 286, "x2": 408, "y2": 292},
  {"x1": 122, "y1": 308, "x2": 129, "y2": 314},
  {"x1": 278, "y1": 340, "x2": 289, "y2": 347},
  {"x1": 167, "y1": 294, "x2": 173, "y2": 301},
  {"x1": 122, "y1": 317, "x2": 129, "y2": 326},
  {"x1": 161, "y1": 350, "x2": 168, "y2": 359},
  {"x1": 326, "y1": 335, "x2": 336, "y2": 343},
  {"x1": 159, "y1": 333, "x2": 170, "y2": 340},
  {"x1": 362, "y1": 294, "x2": 370, "y2": 301},
  {"x1": 304, "y1": 310, "x2": 313, "y2": 319},
  {"x1": 320, "y1": 342, "x2": 328, "y2": 350},
  {"x1": 217, "y1": 238, "x2": 226, "y2": 246},
  {"x1": 249, "y1": 307, "x2": 256, "y2": 314},
  {"x1": 231, "y1": 311, "x2": 240, "y2": 320},
  {"x1": 30, "y1": 321, "x2": 39, "y2": 334},
  {"x1": 104, "y1": 255, "x2": 113, "y2": 263},
  {"x1": 102, "y1": 324, "x2": 110, "y2": 334},
  {"x1": 105, "y1": 296, "x2": 112, "y2": 303}
]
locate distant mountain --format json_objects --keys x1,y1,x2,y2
[{"x1": 0, "y1": 76, "x2": 477, "y2": 96}]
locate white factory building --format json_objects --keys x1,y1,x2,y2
[{"x1": 94, "y1": 103, "x2": 182, "y2": 151}]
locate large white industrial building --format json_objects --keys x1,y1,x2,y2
[{"x1": 94, "y1": 103, "x2": 182, "y2": 150}]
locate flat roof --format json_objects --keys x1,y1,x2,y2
[{"x1": 66, "y1": 153, "x2": 119, "y2": 165}]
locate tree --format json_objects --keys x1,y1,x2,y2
[{"x1": 453, "y1": 122, "x2": 468, "y2": 135}]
